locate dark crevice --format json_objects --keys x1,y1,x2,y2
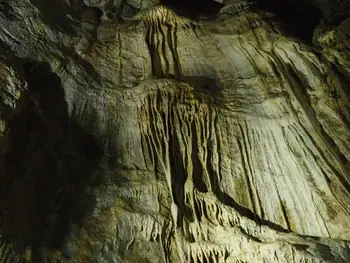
[
  {"x1": 237, "y1": 225, "x2": 262, "y2": 243},
  {"x1": 280, "y1": 201, "x2": 291, "y2": 231},
  {"x1": 293, "y1": 244, "x2": 310, "y2": 251},
  {"x1": 191, "y1": 122, "x2": 208, "y2": 193},
  {"x1": 193, "y1": 198, "x2": 202, "y2": 222},
  {"x1": 168, "y1": 119, "x2": 192, "y2": 224}
]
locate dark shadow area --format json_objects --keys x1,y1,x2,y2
[
  {"x1": 0, "y1": 1, "x2": 17, "y2": 20},
  {"x1": 190, "y1": 122, "x2": 208, "y2": 194},
  {"x1": 28, "y1": 0, "x2": 85, "y2": 35},
  {"x1": 158, "y1": 0, "x2": 321, "y2": 44},
  {"x1": 182, "y1": 76, "x2": 222, "y2": 95},
  {"x1": 0, "y1": 61, "x2": 103, "y2": 260},
  {"x1": 254, "y1": 0, "x2": 323, "y2": 44},
  {"x1": 159, "y1": 0, "x2": 224, "y2": 20},
  {"x1": 168, "y1": 118, "x2": 194, "y2": 225}
]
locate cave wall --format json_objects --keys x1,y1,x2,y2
[{"x1": 0, "y1": 0, "x2": 350, "y2": 262}]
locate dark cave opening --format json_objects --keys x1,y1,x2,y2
[{"x1": 255, "y1": 0, "x2": 323, "y2": 43}]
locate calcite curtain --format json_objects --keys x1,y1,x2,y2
[{"x1": 0, "y1": 0, "x2": 350, "y2": 262}]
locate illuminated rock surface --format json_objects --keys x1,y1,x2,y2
[{"x1": 0, "y1": 0, "x2": 350, "y2": 262}]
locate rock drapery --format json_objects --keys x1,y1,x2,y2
[{"x1": 1, "y1": 0, "x2": 350, "y2": 262}]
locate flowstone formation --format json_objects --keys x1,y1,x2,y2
[{"x1": 1, "y1": 0, "x2": 350, "y2": 262}]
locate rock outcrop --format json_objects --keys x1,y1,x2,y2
[{"x1": 1, "y1": 0, "x2": 350, "y2": 262}]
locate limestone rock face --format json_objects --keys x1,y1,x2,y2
[{"x1": 1, "y1": 1, "x2": 350, "y2": 262}]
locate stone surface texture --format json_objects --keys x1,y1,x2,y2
[{"x1": 1, "y1": 0, "x2": 350, "y2": 262}]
